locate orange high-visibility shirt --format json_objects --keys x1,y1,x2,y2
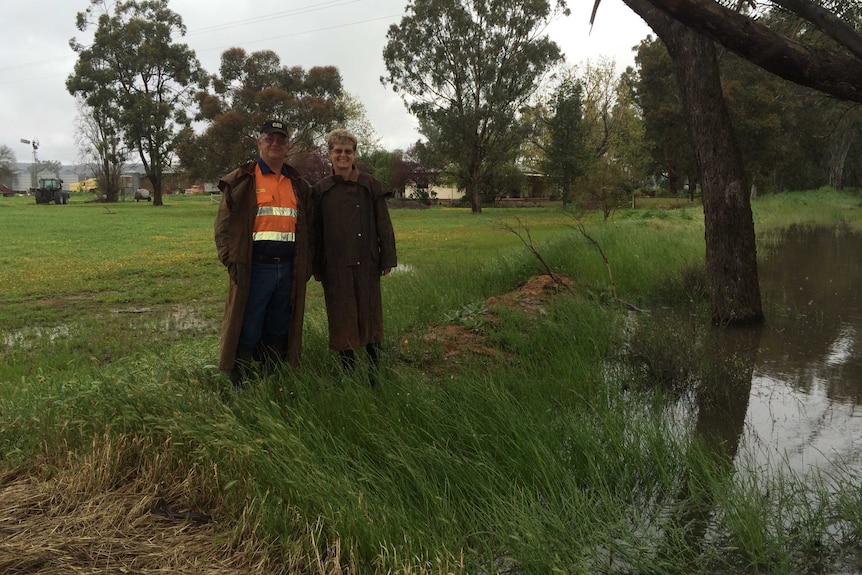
[{"x1": 252, "y1": 163, "x2": 297, "y2": 243}]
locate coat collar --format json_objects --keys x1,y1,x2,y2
[{"x1": 332, "y1": 164, "x2": 360, "y2": 183}]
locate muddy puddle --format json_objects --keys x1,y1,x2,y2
[{"x1": 1, "y1": 306, "x2": 216, "y2": 350}]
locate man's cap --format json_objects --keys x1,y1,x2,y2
[{"x1": 260, "y1": 120, "x2": 288, "y2": 137}]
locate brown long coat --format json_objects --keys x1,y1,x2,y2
[
  {"x1": 214, "y1": 161, "x2": 313, "y2": 370},
  {"x1": 312, "y1": 167, "x2": 397, "y2": 351}
]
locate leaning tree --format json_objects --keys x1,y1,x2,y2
[{"x1": 592, "y1": 0, "x2": 862, "y2": 325}]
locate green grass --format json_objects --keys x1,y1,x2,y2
[{"x1": 2, "y1": 189, "x2": 862, "y2": 573}]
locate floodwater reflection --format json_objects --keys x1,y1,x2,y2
[{"x1": 701, "y1": 224, "x2": 862, "y2": 479}]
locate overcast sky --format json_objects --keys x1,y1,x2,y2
[{"x1": 0, "y1": 0, "x2": 650, "y2": 166}]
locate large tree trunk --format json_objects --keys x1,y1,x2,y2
[
  {"x1": 624, "y1": 0, "x2": 764, "y2": 325},
  {"x1": 150, "y1": 172, "x2": 164, "y2": 206},
  {"x1": 668, "y1": 31, "x2": 763, "y2": 325}
]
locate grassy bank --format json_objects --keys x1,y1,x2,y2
[{"x1": 1, "y1": 190, "x2": 861, "y2": 574}]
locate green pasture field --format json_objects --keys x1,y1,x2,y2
[{"x1": 1, "y1": 189, "x2": 862, "y2": 574}]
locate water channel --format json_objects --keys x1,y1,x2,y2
[{"x1": 689, "y1": 224, "x2": 862, "y2": 482}]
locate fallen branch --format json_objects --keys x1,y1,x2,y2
[
  {"x1": 567, "y1": 215, "x2": 647, "y2": 313},
  {"x1": 496, "y1": 218, "x2": 571, "y2": 290}
]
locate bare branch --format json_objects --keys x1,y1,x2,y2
[{"x1": 495, "y1": 218, "x2": 570, "y2": 290}]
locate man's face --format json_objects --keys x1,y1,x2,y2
[
  {"x1": 257, "y1": 132, "x2": 289, "y2": 165},
  {"x1": 329, "y1": 140, "x2": 355, "y2": 172}
]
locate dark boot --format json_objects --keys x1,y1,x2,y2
[
  {"x1": 229, "y1": 349, "x2": 254, "y2": 388},
  {"x1": 366, "y1": 342, "x2": 382, "y2": 387},
  {"x1": 338, "y1": 349, "x2": 356, "y2": 373}
]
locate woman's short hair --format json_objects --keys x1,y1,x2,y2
[{"x1": 326, "y1": 128, "x2": 358, "y2": 152}]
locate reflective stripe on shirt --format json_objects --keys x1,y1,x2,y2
[
  {"x1": 253, "y1": 231, "x2": 296, "y2": 242},
  {"x1": 257, "y1": 206, "x2": 297, "y2": 218}
]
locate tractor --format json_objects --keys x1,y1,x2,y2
[{"x1": 33, "y1": 178, "x2": 70, "y2": 205}]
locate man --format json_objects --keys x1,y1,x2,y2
[
  {"x1": 215, "y1": 120, "x2": 313, "y2": 386},
  {"x1": 312, "y1": 128, "x2": 397, "y2": 385}
]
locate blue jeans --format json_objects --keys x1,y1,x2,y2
[{"x1": 237, "y1": 259, "x2": 294, "y2": 354}]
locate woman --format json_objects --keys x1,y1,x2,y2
[{"x1": 312, "y1": 129, "x2": 397, "y2": 385}]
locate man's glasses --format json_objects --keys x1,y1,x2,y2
[
  {"x1": 331, "y1": 147, "x2": 354, "y2": 156},
  {"x1": 260, "y1": 134, "x2": 288, "y2": 145}
]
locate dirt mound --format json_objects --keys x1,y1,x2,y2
[
  {"x1": 410, "y1": 274, "x2": 573, "y2": 371},
  {"x1": 486, "y1": 273, "x2": 573, "y2": 317}
]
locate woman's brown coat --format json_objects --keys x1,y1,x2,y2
[
  {"x1": 214, "y1": 161, "x2": 313, "y2": 370},
  {"x1": 312, "y1": 167, "x2": 397, "y2": 351}
]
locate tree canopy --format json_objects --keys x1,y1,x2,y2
[
  {"x1": 177, "y1": 48, "x2": 351, "y2": 184},
  {"x1": 67, "y1": 0, "x2": 206, "y2": 205},
  {"x1": 603, "y1": 0, "x2": 862, "y2": 103},
  {"x1": 382, "y1": 0, "x2": 569, "y2": 213},
  {"x1": 631, "y1": 37, "x2": 697, "y2": 196},
  {"x1": 543, "y1": 76, "x2": 586, "y2": 205}
]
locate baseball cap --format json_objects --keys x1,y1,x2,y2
[{"x1": 260, "y1": 120, "x2": 288, "y2": 137}]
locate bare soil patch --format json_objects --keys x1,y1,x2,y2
[{"x1": 409, "y1": 274, "x2": 573, "y2": 370}]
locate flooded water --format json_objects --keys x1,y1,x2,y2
[
  {"x1": 702, "y1": 225, "x2": 862, "y2": 480},
  {"x1": 1, "y1": 306, "x2": 216, "y2": 350}
]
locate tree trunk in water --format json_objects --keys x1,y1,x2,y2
[
  {"x1": 622, "y1": 0, "x2": 763, "y2": 325},
  {"x1": 665, "y1": 27, "x2": 763, "y2": 325}
]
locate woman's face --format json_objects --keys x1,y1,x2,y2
[{"x1": 329, "y1": 140, "x2": 355, "y2": 172}]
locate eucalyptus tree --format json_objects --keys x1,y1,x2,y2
[
  {"x1": 67, "y1": 0, "x2": 206, "y2": 206},
  {"x1": 616, "y1": 0, "x2": 862, "y2": 102},
  {"x1": 633, "y1": 30, "x2": 847, "y2": 195},
  {"x1": 615, "y1": 1, "x2": 763, "y2": 325},
  {"x1": 178, "y1": 48, "x2": 349, "y2": 183},
  {"x1": 543, "y1": 76, "x2": 587, "y2": 206},
  {"x1": 607, "y1": 69, "x2": 650, "y2": 195},
  {"x1": 719, "y1": 50, "x2": 814, "y2": 193},
  {"x1": 382, "y1": 0, "x2": 569, "y2": 213}
]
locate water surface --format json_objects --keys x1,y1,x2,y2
[{"x1": 710, "y1": 225, "x2": 862, "y2": 479}]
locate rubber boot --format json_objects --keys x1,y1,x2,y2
[{"x1": 366, "y1": 342, "x2": 381, "y2": 387}]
